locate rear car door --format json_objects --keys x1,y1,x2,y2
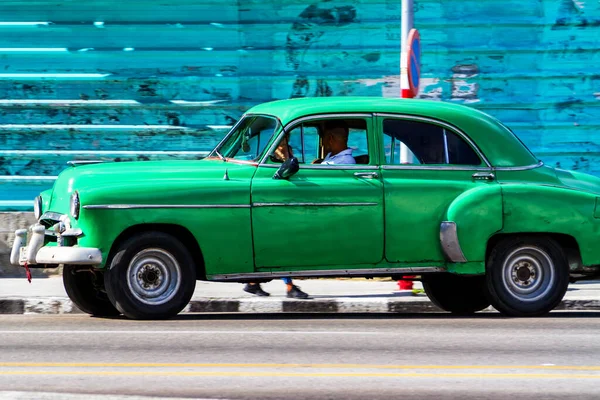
[{"x1": 378, "y1": 114, "x2": 502, "y2": 265}]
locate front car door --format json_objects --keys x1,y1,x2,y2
[
  {"x1": 251, "y1": 113, "x2": 385, "y2": 272},
  {"x1": 378, "y1": 114, "x2": 502, "y2": 267}
]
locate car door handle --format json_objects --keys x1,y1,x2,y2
[
  {"x1": 354, "y1": 172, "x2": 379, "y2": 179},
  {"x1": 472, "y1": 172, "x2": 495, "y2": 181}
]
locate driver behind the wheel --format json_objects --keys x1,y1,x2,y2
[
  {"x1": 273, "y1": 131, "x2": 293, "y2": 162},
  {"x1": 312, "y1": 120, "x2": 355, "y2": 165}
]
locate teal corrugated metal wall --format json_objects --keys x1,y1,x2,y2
[{"x1": 0, "y1": 0, "x2": 599, "y2": 210}]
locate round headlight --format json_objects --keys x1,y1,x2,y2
[
  {"x1": 33, "y1": 196, "x2": 42, "y2": 220},
  {"x1": 70, "y1": 191, "x2": 80, "y2": 219}
]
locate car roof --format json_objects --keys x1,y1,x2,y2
[{"x1": 246, "y1": 97, "x2": 538, "y2": 168}]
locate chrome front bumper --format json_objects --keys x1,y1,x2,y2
[{"x1": 10, "y1": 223, "x2": 102, "y2": 266}]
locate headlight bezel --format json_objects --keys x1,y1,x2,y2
[
  {"x1": 70, "y1": 191, "x2": 80, "y2": 219},
  {"x1": 33, "y1": 196, "x2": 42, "y2": 220}
]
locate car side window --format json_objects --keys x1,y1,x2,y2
[
  {"x1": 266, "y1": 118, "x2": 371, "y2": 165},
  {"x1": 383, "y1": 119, "x2": 482, "y2": 166},
  {"x1": 218, "y1": 116, "x2": 280, "y2": 161},
  {"x1": 287, "y1": 125, "x2": 320, "y2": 164}
]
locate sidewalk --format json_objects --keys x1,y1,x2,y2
[{"x1": 1, "y1": 277, "x2": 599, "y2": 315}]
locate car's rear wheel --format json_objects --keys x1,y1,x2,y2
[
  {"x1": 486, "y1": 236, "x2": 569, "y2": 317},
  {"x1": 422, "y1": 274, "x2": 490, "y2": 315},
  {"x1": 63, "y1": 265, "x2": 120, "y2": 316},
  {"x1": 105, "y1": 232, "x2": 196, "y2": 320}
]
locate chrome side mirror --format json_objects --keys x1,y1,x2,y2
[{"x1": 273, "y1": 157, "x2": 299, "y2": 180}]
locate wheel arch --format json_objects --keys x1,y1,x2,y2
[
  {"x1": 485, "y1": 232, "x2": 581, "y2": 272},
  {"x1": 106, "y1": 223, "x2": 206, "y2": 280}
]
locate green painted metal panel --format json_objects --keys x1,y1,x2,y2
[{"x1": 0, "y1": 0, "x2": 599, "y2": 210}]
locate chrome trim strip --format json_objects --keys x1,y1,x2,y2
[
  {"x1": 494, "y1": 161, "x2": 544, "y2": 171},
  {"x1": 382, "y1": 165, "x2": 491, "y2": 171},
  {"x1": 210, "y1": 267, "x2": 446, "y2": 281},
  {"x1": 440, "y1": 221, "x2": 467, "y2": 263},
  {"x1": 67, "y1": 160, "x2": 106, "y2": 167},
  {"x1": 375, "y1": 113, "x2": 492, "y2": 168},
  {"x1": 83, "y1": 204, "x2": 250, "y2": 210},
  {"x1": 259, "y1": 113, "x2": 373, "y2": 165},
  {"x1": 259, "y1": 164, "x2": 379, "y2": 170},
  {"x1": 252, "y1": 202, "x2": 378, "y2": 207},
  {"x1": 302, "y1": 165, "x2": 379, "y2": 170}
]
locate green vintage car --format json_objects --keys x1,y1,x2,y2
[{"x1": 10, "y1": 97, "x2": 600, "y2": 319}]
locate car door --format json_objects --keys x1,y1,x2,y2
[
  {"x1": 250, "y1": 114, "x2": 385, "y2": 271},
  {"x1": 378, "y1": 114, "x2": 502, "y2": 264}
]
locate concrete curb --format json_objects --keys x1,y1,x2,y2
[{"x1": 1, "y1": 297, "x2": 600, "y2": 315}]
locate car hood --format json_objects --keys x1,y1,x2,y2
[
  {"x1": 554, "y1": 168, "x2": 600, "y2": 195},
  {"x1": 47, "y1": 159, "x2": 257, "y2": 214}
]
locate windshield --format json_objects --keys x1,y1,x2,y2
[{"x1": 213, "y1": 115, "x2": 281, "y2": 161}]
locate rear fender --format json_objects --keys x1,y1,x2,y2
[{"x1": 443, "y1": 184, "x2": 503, "y2": 263}]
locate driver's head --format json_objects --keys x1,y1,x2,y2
[
  {"x1": 275, "y1": 131, "x2": 292, "y2": 160},
  {"x1": 323, "y1": 120, "x2": 349, "y2": 154}
]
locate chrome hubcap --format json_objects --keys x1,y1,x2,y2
[
  {"x1": 501, "y1": 246, "x2": 555, "y2": 302},
  {"x1": 127, "y1": 248, "x2": 181, "y2": 305},
  {"x1": 512, "y1": 262, "x2": 536, "y2": 287}
]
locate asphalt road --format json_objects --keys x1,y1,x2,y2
[{"x1": 1, "y1": 312, "x2": 600, "y2": 400}]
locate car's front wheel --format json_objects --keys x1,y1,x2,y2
[
  {"x1": 63, "y1": 265, "x2": 120, "y2": 316},
  {"x1": 422, "y1": 274, "x2": 490, "y2": 315},
  {"x1": 105, "y1": 232, "x2": 196, "y2": 320},
  {"x1": 485, "y1": 236, "x2": 569, "y2": 317}
]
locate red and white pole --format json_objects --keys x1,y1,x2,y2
[
  {"x1": 398, "y1": 0, "x2": 416, "y2": 291},
  {"x1": 400, "y1": 0, "x2": 414, "y2": 99}
]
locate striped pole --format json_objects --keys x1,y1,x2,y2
[
  {"x1": 398, "y1": 0, "x2": 416, "y2": 291},
  {"x1": 400, "y1": 0, "x2": 414, "y2": 99}
]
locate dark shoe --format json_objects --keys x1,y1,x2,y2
[
  {"x1": 287, "y1": 285, "x2": 309, "y2": 299},
  {"x1": 243, "y1": 283, "x2": 270, "y2": 297}
]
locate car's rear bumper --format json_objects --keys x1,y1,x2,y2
[{"x1": 10, "y1": 223, "x2": 102, "y2": 267}]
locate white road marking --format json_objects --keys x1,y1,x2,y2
[
  {"x1": 0, "y1": 392, "x2": 225, "y2": 400},
  {"x1": 0, "y1": 330, "x2": 383, "y2": 335}
]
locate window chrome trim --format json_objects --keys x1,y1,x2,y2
[
  {"x1": 375, "y1": 113, "x2": 492, "y2": 168},
  {"x1": 83, "y1": 204, "x2": 250, "y2": 210},
  {"x1": 209, "y1": 113, "x2": 283, "y2": 159},
  {"x1": 208, "y1": 117, "x2": 245, "y2": 158},
  {"x1": 300, "y1": 124, "x2": 306, "y2": 163},
  {"x1": 259, "y1": 164, "x2": 379, "y2": 170},
  {"x1": 494, "y1": 161, "x2": 544, "y2": 171},
  {"x1": 382, "y1": 165, "x2": 491, "y2": 171},
  {"x1": 253, "y1": 202, "x2": 378, "y2": 207},
  {"x1": 442, "y1": 129, "x2": 450, "y2": 164},
  {"x1": 258, "y1": 113, "x2": 373, "y2": 166},
  {"x1": 210, "y1": 266, "x2": 446, "y2": 281}
]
